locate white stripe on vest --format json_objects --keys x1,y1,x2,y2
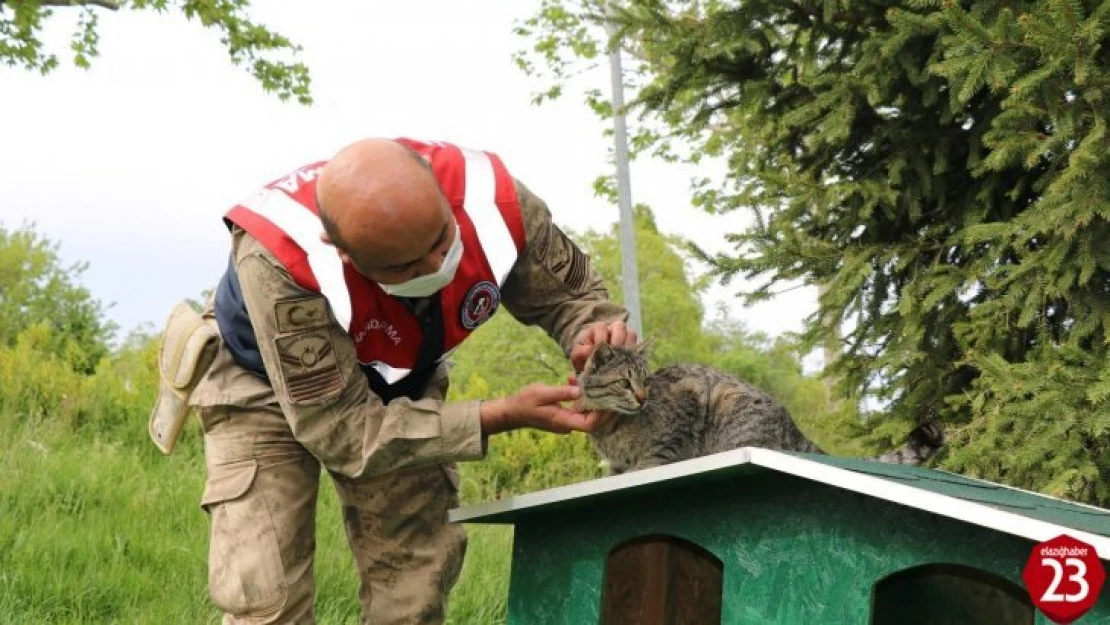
[
  {"x1": 239, "y1": 189, "x2": 354, "y2": 331},
  {"x1": 461, "y1": 148, "x2": 519, "y2": 284}
]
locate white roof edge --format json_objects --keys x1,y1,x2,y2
[
  {"x1": 448, "y1": 448, "x2": 754, "y2": 523},
  {"x1": 449, "y1": 446, "x2": 1110, "y2": 560},
  {"x1": 747, "y1": 448, "x2": 1110, "y2": 560}
]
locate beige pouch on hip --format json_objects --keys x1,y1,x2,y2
[{"x1": 148, "y1": 301, "x2": 220, "y2": 455}]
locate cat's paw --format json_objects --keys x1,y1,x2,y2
[
  {"x1": 598, "y1": 458, "x2": 630, "y2": 476},
  {"x1": 598, "y1": 458, "x2": 614, "y2": 476},
  {"x1": 628, "y1": 459, "x2": 667, "y2": 472}
]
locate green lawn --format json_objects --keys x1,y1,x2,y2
[
  {"x1": 0, "y1": 416, "x2": 513, "y2": 624},
  {"x1": 0, "y1": 365, "x2": 839, "y2": 624}
]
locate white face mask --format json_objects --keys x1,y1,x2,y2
[{"x1": 379, "y1": 224, "x2": 464, "y2": 298}]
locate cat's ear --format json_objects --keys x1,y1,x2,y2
[
  {"x1": 633, "y1": 338, "x2": 654, "y2": 357},
  {"x1": 590, "y1": 341, "x2": 615, "y2": 364}
]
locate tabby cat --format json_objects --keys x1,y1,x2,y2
[{"x1": 577, "y1": 342, "x2": 945, "y2": 475}]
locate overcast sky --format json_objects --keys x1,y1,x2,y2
[{"x1": 1, "y1": 1, "x2": 818, "y2": 368}]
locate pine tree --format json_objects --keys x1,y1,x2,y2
[{"x1": 516, "y1": 0, "x2": 1110, "y2": 504}]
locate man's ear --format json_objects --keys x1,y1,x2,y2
[{"x1": 321, "y1": 232, "x2": 353, "y2": 265}]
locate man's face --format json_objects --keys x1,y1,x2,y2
[{"x1": 339, "y1": 199, "x2": 457, "y2": 285}]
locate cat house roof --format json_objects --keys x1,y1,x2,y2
[{"x1": 449, "y1": 447, "x2": 1110, "y2": 560}]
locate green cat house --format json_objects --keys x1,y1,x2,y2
[{"x1": 449, "y1": 447, "x2": 1110, "y2": 624}]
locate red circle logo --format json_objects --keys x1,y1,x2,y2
[
  {"x1": 460, "y1": 281, "x2": 499, "y2": 330},
  {"x1": 1022, "y1": 534, "x2": 1106, "y2": 624}
]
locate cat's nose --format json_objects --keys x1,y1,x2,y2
[{"x1": 634, "y1": 388, "x2": 647, "y2": 403}]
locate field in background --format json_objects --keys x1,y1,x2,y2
[{"x1": 0, "y1": 412, "x2": 523, "y2": 624}]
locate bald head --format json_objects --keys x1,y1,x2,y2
[{"x1": 316, "y1": 138, "x2": 455, "y2": 283}]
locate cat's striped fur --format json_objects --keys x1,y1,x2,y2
[{"x1": 578, "y1": 342, "x2": 945, "y2": 475}]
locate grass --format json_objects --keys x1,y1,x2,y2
[
  {"x1": 0, "y1": 329, "x2": 834, "y2": 624},
  {"x1": 0, "y1": 415, "x2": 515, "y2": 624},
  {"x1": 0, "y1": 394, "x2": 859, "y2": 625}
]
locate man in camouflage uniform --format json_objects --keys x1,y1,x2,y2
[{"x1": 186, "y1": 138, "x2": 634, "y2": 624}]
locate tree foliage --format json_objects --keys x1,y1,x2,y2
[
  {"x1": 0, "y1": 223, "x2": 116, "y2": 374},
  {"x1": 1, "y1": 0, "x2": 312, "y2": 104},
  {"x1": 515, "y1": 0, "x2": 1110, "y2": 503}
]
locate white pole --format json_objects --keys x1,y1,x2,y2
[{"x1": 604, "y1": 14, "x2": 643, "y2": 336}]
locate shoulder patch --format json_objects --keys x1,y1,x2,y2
[
  {"x1": 275, "y1": 297, "x2": 329, "y2": 333},
  {"x1": 461, "y1": 281, "x2": 500, "y2": 330},
  {"x1": 537, "y1": 225, "x2": 590, "y2": 293},
  {"x1": 275, "y1": 330, "x2": 343, "y2": 404}
]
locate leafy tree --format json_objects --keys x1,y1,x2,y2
[
  {"x1": 576, "y1": 205, "x2": 716, "y2": 367},
  {"x1": 0, "y1": 223, "x2": 116, "y2": 374},
  {"x1": 515, "y1": 1, "x2": 1110, "y2": 503},
  {"x1": 1, "y1": 0, "x2": 312, "y2": 104}
]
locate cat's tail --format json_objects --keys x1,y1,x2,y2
[{"x1": 871, "y1": 418, "x2": 945, "y2": 466}]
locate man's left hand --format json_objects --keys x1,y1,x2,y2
[{"x1": 569, "y1": 320, "x2": 638, "y2": 373}]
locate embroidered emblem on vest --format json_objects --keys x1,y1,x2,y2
[{"x1": 460, "y1": 281, "x2": 500, "y2": 330}]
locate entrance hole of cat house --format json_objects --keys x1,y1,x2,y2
[
  {"x1": 598, "y1": 534, "x2": 723, "y2": 625},
  {"x1": 870, "y1": 562, "x2": 1034, "y2": 625}
]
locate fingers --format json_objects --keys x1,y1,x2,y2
[
  {"x1": 609, "y1": 321, "x2": 627, "y2": 346},
  {"x1": 547, "y1": 406, "x2": 617, "y2": 435},
  {"x1": 572, "y1": 322, "x2": 602, "y2": 349},
  {"x1": 571, "y1": 320, "x2": 641, "y2": 372},
  {"x1": 569, "y1": 344, "x2": 591, "y2": 373},
  {"x1": 525, "y1": 383, "x2": 581, "y2": 405},
  {"x1": 581, "y1": 411, "x2": 605, "y2": 431},
  {"x1": 505, "y1": 381, "x2": 626, "y2": 437},
  {"x1": 588, "y1": 321, "x2": 608, "y2": 346},
  {"x1": 519, "y1": 401, "x2": 615, "y2": 435},
  {"x1": 610, "y1": 321, "x2": 639, "y2": 347},
  {"x1": 576, "y1": 322, "x2": 607, "y2": 347},
  {"x1": 543, "y1": 407, "x2": 594, "y2": 434},
  {"x1": 582, "y1": 409, "x2": 617, "y2": 432},
  {"x1": 576, "y1": 320, "x2": 640, "y2": 351}
]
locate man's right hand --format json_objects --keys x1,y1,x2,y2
[{"x1": 480, "y1": 383, "x2": 599, "y2": 436}]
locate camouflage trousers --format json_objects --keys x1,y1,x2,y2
[{"x1": 196, "y1": 405, "x2": 467, "y2": 624}]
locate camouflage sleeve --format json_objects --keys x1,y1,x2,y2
[
  {"x1": 499, "y1": 179, "x2": 630, "y2": 356},
  {"x1": 233, "y1": 235, "x2": 485, "y2": 479}
]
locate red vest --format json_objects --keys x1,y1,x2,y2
[{"x1": 223, "y1": 138, "x2": 526, "y2": 386}]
